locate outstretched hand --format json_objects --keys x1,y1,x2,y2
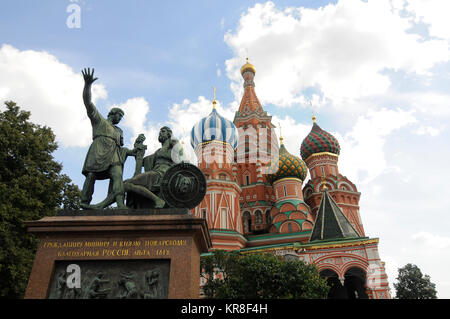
[{"x1": 82, "y1": 68, "x2": 98, "y2": 85}]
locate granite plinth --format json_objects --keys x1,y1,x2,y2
[{"x1": 24, "y1": 211, "x2": 211, "y2": 299}]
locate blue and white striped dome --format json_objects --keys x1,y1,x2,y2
[{"x1": 191, "y1": 108, "x2": 239, "y2": 149}]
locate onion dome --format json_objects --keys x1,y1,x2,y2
[
  {"x1": 190, "y1": 98, "x2": 239, "y2": 149},
  {"x1": 240, "y1": 57, "x2": 256, "y2": 75},
  {"x1": 300, "y1": 116, "x2": 340, "y2": 160},
  {"x1": 266, "y1": 138, "x2": 308, "y2": 184}
]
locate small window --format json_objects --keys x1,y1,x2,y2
[
  {"x1": 288, "y1": 223, "x2": 293, "y2": 232},
  {"x1": 245, "y1": 175, "x2": 250, "y2": 185},
  {"x1": 283, "y1": 185, "x2": 287, "y2": 197}
]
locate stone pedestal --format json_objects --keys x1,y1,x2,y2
[{"x1": 24, "y1": 209, "x2": 211, "y2": 299}]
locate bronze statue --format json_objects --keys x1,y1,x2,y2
[
  {"x1": 79, "y1": 68, "x2": 136, "y2": 209},
  {"x1": 78, "y1": 68, "x2": 206, "y2": 211},
  {"x1": 124, "y1": 126, "x2": 179, "y2": 209},
  {"x1": 88, "y1": 127, "x2": 179, "y2": 209},
  {"x1": 133, "y1": 133, "x2": 147, "y2": 177}
]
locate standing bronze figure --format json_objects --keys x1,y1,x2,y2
[{"x1": 80, "y1": 68, "x2": 135, "y2": 209}]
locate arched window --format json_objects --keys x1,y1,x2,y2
[
  {"x1": 266, "y1": 210, "x2": 271, "y2": 224},
  {"x1": 255, "y1": 210, "x2": 262, "y2": 224},
  {"x1": 288, "y1": 223, "x2": 293, "y2": 232},
  {"x1": 242, "y1": 211, "x2": 251, "y2": 233}
]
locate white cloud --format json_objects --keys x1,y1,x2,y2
[
  {"x1": 110, "y1": 97, "x2": 151, "y2": 143},
  {"x1": 401, "y1": 91, "x2": 450, "y2": 118},
  {"x1": 334, "y1": 108, "x2": 417, "y2": 184},
  {"x1": 0, "y1": 44, "x2": 107, "y2": 147},
  {"x1": 271, "y1": 115, "x2": 311, "y2": 155},
  {"x1": 412, "y1": 231, "x2": 450, "y2": 250},
  {"x1": 224, "y1": 0, "x2": 450, "y2": 107},
  {"x1": 404, "y1": 0, "x2": 450, "y2": 40},
  {"x1": 414, "y1": 125, "x2": 440, "y2": 136}
]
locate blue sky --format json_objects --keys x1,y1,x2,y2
[{"x1": 1, "y1": 0, "x2": 449, "y2": 298}]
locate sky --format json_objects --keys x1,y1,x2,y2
[{"x1": 0, "y1": 0, "x2": 449, "y2": 298}]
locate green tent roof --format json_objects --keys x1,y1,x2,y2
[{"x1": 310, "y1": 189, "x2": 360, "y2": 242}]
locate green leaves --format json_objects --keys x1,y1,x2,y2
[
  {"x1": 394, "y1": 263, "x2": 437, "y2": 299},
  {"x1": 0, "y1": 101, "x2": 81, "y2": 298},
  {"x1": 200, "y1": 250, "x2": 329, "y2": 299}
]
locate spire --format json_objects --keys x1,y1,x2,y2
[
  {"x1": 310, "y1": 188, "x2": 361, "y2": 242},
  {"x1": 278, "y1": 122, "x2": 284, "y2": 145},
  {"x1": 310, "y1": 100, "x2": 317, "y2": 124},
  {"x1": 212, "y1": 86, "x2": 217, "y2": 109},
  {"x1": 237, "y1": 58, "x2": 264, "y2": 116}
]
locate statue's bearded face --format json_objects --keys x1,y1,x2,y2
[
  {"x1": 177, "y1": 176, "x2": 193, "y2": 194},
  {"x1": 136, "y1": 134, "x2": 145, "y2": 143},
  {"x1": 158, "y1": 128, "x2": 171, "y2": 143}
]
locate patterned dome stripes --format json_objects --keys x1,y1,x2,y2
[
  {"x1": 191, "y1": 108, "x2": 239, "y2": 149},
  {"x1": 300, "y1": 123, "x2": 340, "y2": 160},
  {"x1": 266, "y1": 144, "x2": 308, "y2": 184}
]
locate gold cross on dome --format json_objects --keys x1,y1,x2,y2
[
  {"x1": 212, "y1": 86, "x2": 217, "y2": 109},
  {"x1": 309, "y1": 100, "x2": 317, "y2": 123},
  {"x1": 278, "y1": 122, "x2": 284, "y2": 145}
]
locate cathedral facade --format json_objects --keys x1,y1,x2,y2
[{"x1": 189, "y1": 59, "x2": 391, "y2": 299}]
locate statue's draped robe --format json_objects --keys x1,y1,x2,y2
[
  {"x1": 82, "y1": 106, "x2": 124, "y2": 180},
  {"x1": 127, "y1": 143, "x2": 176, "y2": 191}
]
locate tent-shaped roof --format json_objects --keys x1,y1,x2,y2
[{"x1": 310, "y1": 188, "x2": 360, "y2": 242}]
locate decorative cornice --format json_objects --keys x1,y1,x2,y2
[
  {"x1": 305, "y1": 152, "x2": 339, "y2": 163},
  {"x1": 273, "y1": 177, "x2": 303, "y2": 185},
  {"x1": 298, "y1": 238, "x2": 378, "y2": 250}
]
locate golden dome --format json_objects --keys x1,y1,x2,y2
[{"x1": 240, "y1": 57, "x2": 256, "y2": 75}]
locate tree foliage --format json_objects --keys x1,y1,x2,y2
[
  {"x1": 0, "y1": 101, "x2": 81, "y2": 298},
  {"x1": 200, "y1": 250, "x2": 329, "y2": 299},
  {"x1": 394, "y1": 263, "x2": 437, "y2": 299}
]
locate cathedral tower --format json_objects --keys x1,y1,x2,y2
[
  {"x1": 301, "y1": 116, "x2": 365, "y2": 236},
  {"x1": 191, "y1": 95, "x2": 245, "y2": 250},
  {"x1": 233, "y1": 59, "x2": 277, "y2": 235},
  {"x1": 265, "y1": 134, "x2": 314, "y2": 237}
]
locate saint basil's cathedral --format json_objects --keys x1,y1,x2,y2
[{"x1": 189, "y1": 59, "x2": 391, "y2": 299}]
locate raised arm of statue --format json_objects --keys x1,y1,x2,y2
[{"x1": 81, "y1": 68, "x2": 100, "y2": 124}]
